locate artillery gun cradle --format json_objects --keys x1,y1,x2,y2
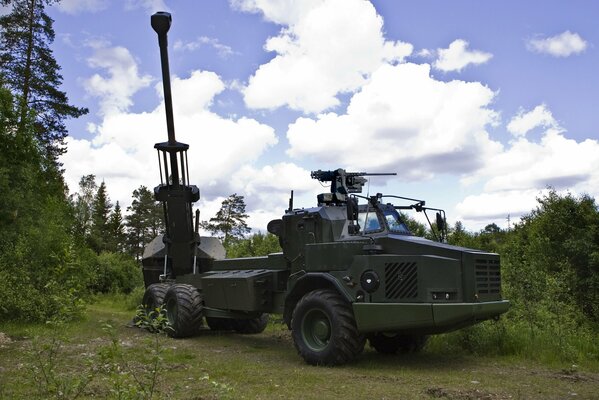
[{"x1": 141, "y1": 12, "x2": 510, "y2": 366}]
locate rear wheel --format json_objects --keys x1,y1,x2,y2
[
  {"x1": 206, "y1": 317, "x2": 234, "y2": 331},
  {"x1": 291, "y1": 289, "x2": 365, "y2": 366},
  {"x1": 163, "y1": 284, "x2": 203, "y2": 338},
  {"x1": 142, "y1": 283, "x2": 169, "y2": 316},
  {"x1": 232, "y1": 314, "x2": 269, "y2": 334},
  {"x1": 368, "y1": 333, "x2": 428, "y2": 354}
]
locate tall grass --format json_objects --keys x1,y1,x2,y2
[{"x1": 427, "y1": 318, "x2": 599, "y2": 368}]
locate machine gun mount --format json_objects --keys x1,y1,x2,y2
[{"x1": 311, "y1": 168, "x2": 396, "y2": 205}]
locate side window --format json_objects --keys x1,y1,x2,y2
[{"x1": 357, "y1": 211, "x2": 381, "y2": 232}]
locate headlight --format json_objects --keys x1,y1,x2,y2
[{"x1": 360, "y1": 270, "x2": 380, "y2": 293}]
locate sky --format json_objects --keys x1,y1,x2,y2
[{"x1": 27, "y1": 0, "x2": 599, "y2": 232}]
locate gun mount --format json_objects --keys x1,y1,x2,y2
[{"x1": 311, "y1": 168, "x2": 396, "y2": 205}]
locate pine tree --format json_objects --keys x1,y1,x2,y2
[
  {"x1": 107, "y1": 201, "x2": 126, "y2": 253},
  {"x1": 0, "y1": 0, "x2": 88, "y2": 161},
  {"x1": 89, "y1": 181, "x2": 112, "y2": 253},
  {"x1": 201, "y1": 193, "x2": 251, "y2": 246},
  {"x1": 72, "y1": 174, "x2": 97, "y2": 243},
  {"x1": 125, "y1": 186, "x2": 163, "y2": 261}
]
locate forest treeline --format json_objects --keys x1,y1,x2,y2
[{"x1": 0, "y1": 0, "x2": 597, "y2": 363}]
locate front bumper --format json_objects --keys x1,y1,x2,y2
[{"x1": 352, "y1": 300, "x2": 510, "y2": 334}]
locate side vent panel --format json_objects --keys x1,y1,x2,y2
[
  {"x1": 385, "y1": 262, "x2": 418, "y2": 300},
  {"x1": 475, "y1": 257, "x2": 501, "y2": 298}
]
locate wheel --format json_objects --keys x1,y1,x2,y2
[
  {"x1": 368, "y1": 333, "x2": 428, "y2": 354},
  {"x1": 291, "y1": 289, "x2": 365, "y2": 366},
  {"x1": 232, "y1": 314, "x2": 269, "y2": 334},
  {"x1": 142, "y1": 283, "x2": 169, "y2": 316},
  {"x1": 206, "y1": 317, "x2": 234, "y2": 331},
  {"x1": 163, "y1": 284, "x2": 203, "y2": 338},
  {"x1": 397, "y1": 335, "x2": 428, "y2": 353}
]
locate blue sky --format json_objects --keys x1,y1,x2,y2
[{"x1": 32, "y1": 0, "x2": 599, "y2": 231}]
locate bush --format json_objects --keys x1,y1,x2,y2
[
  {"x1": 429, "y1": 317, "x2": 599, "y2": 365},
  {"x1": 0, "y1": 225, "x2": 88, "y2": 322},
  {"x1": 89, "y1": 252, "x2": 143, "y2": 294}
]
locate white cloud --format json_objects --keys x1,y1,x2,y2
[
  {"x1": 174, "y1": 36, "x2": 236, "y2": 58},
  {"x1": 286, "y1": 63, "x2": 501, "y2": 179},
  {"x1": 125, "y1": 0, "x2": 169, "y2": 13},
  {"x1": 455, "y1": 189, "x2": 550, "y2": 224},
  {"x1": 62, "y1": 48, "x2": 279, "y2": 223},
  {"x1": 457, "y1": 105, "x2": 599, "y2": 228},
  {"x1": 230, "y1": 163, "x2": 323, "y2": 229},
  {"x1": 231, "y1": 0, "x2": 325, "y2": 25},
  {"x1": 83, "y1": 43, "x2": 153, "y2": 116},
  {"x1": 240, "y1": 0, "x2": 413, "y2": 114},
  {"x1": 416, "y1": 48, "x2": 434, "y2": 58},
  {"x1": 506, "y1": 104, "x2": 561, "y2": 137},
  {"x1": 527, "y1": 31, "x2": 588, "y2": 57},
  {"x1": 56, "y1": 0, "x2": 108, "y2": 14},
  {"x1": 433, "y1": 39, "x2": 493, "y2": 72}
]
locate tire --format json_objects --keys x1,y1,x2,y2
[
  {"x1": 291, "y1": 289, "x2": 365, "y2": 366},
  {"x1": 163, "y1": 284, "x2": 203, "y2": 338},
  {"x1": 206, "y1": 317, "x2": 234, "y2": 331},
  {"x1": 232, "y1": 314, "x2": 269, "y2": 334},
  {"x1": 142, "y1": 283, "x2": 169, "y2": 316},
  {"x1": 368, "y1": 333, "x2": 428, "y2": 354}
]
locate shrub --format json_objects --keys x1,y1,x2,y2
[{"x1": 89, "y1": 251, "x2": 143, "y2": 294}]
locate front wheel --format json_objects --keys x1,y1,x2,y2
[
  {"x1": 291, "y1": 289, "x2": 365, "y2": 366},
  {"x1": 163, "y1": 284, "x2": 203, "y2": 338}
]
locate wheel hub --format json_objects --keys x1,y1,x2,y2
[{"x1": 302, "y1": 308, "x2": 332, "y2": 351}]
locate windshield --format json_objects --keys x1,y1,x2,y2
[
  {"x1": 357, "y1": 210, "x2": 382, "y2": 232},
  {"x1": 356, "y1": 206, "x2": 411, "y2": 235},
  {"x1": 382, "y1": 206, "x2": 411, "y2": 234}
]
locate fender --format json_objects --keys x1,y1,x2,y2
[{"x1": 283, "y1": 271, "x2": 354, "y2": 327}]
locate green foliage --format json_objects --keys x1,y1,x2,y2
[
  {"x1": 134, "y1": 304, "x2": 172, "y2": 334},
  {"x1": 99, "y1": 320, "x2": 169, "y2": 400},
  {"x1": 26, "y1": 319, "x2": 95, "y2": 399},
  {"x1": 88, "y1": 251, "x2": 143, "y2": 294},
  {"x1": 70, "y1": 174, "x2": 97, "y2": 244},
  {"x1": 429, "y1": 318, "x2": 598, "y2": 365},
  {"x1": 225, "y1": 231, "x2": 282, "y2": 258},
  {"x1": 89, "y1": 181, "x2": 113, "y2": 253},
  {"x1": 126, "y1": 185, "x2": 163, "y2": 261},
  {"x1": 501, "y1": 190, "x2": 599, "y2": 333},
  {"x1": 108, "y1": 200, "x2": 127, "y2": 252},
  {"x1": 442, "y1": 190, "x2": 599, "y2": 363},
  {"x1": 0, "y1": 0, "x2": 88, "y2": 161},
  {"x1": 399, "y1": 211, "x2": 429, "y2": 238},
  {"x1": 201, "y1": 193, "x2": 251, "y2": 246},
  {"x1": 21, "y1": 317, "x2": 170, "y2": 400}
]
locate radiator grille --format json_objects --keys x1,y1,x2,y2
[
  {"x1": 475, "y1": 258, "x2": 501, "y2": 295},
  {"x1": 385, "y1": 262, "x2": 418, "y2": 299}
]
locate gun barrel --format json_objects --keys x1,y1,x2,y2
[
  {"x1": 311, "y1": 169, "x2": 396, "y2": 182},
  {"x1": 348, "y1": 172, "x2": 397, "y2": 177},
  {"x1": 151, "y1": 12, "x2": 176, "y2": 145}
]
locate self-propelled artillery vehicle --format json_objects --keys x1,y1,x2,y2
[{"x1": 141, "y1": 12, "x2": 510, "y2": 366}]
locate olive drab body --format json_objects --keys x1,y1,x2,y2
[{"x1": 141, "y1": 12, "x2": 510, "y2": 366}]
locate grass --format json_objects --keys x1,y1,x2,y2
[{"x1": 0, "y1": 295, "x2": 598, "y2": 399}]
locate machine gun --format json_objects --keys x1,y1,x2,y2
[
  {"x1": 311, "y1": 168, "x2": 396, "y2": 204},
  {"x1": 151, "y1": 12, "x2": 201, "y2": 279}
]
